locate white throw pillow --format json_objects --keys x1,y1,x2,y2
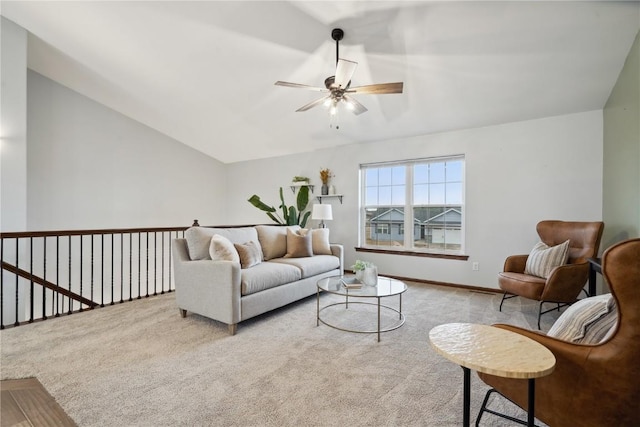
[
  {"x1": 547, "y1": 294, "x2": 616, "y2": 344},
  {"x1": 209, "y1": 235, "x2": 240, "y2": 263},
  {"x1": 524, "y1": 240, "x2": 570, "y2": 278}
]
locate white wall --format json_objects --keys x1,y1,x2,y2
[
  {"x1": 27, "y1": 71, "x2": 227, "y2": 230},
  {"x1": 226, "y1": 110, "x2": 603, "y2": 289},
  {"x1": 1, "y1": 17, "x2": 27, "y2": 232},
  {"x1": 603, "y1": 30, "x2": 640, "y2": 247}
]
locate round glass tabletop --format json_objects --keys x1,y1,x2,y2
[{"x1": 317, "y1": 275, "x2": 407, "y2": 298}]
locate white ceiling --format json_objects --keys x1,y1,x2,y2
[{"x1": 2, "y1": 1, "x2": 638, "y2": 164}]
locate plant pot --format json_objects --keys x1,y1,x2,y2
[{"x1": 362, "y1": 266, "x2": 378, "y2": 286}]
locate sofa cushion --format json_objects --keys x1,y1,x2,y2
[
  {"x1": 256, "y1": 225, "x2": 300, "y2": 260},
  {"x1": 185, "y1": 227, "x2": 261, "y2": 260},
  {"x1": 301, "y1": 228, "x2": 332, "y2": 255},
  {"x1": 240, "y1": 262, "x2": 302, "y2": 295},
  {"x1": 285, "y1": 228, "x2": 313, "y2": 258},
  {"x1": 547, "y1": 294, "x2": 617, "y2": 343},
  {"x1": 270, "y1": 255, "x2": 340, "y2": 278},
  {"x1": 209, "y1": 235, "x2": 240, "y2": 263},
  {"x1": 524, "y1": 239, "x2": 570, "y2": 278},
  {"x1": 234, "y1": 241, "x2": 262, "y2": 269}
]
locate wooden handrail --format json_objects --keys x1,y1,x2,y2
[{"x1": 1, "y1": 261, "x2": 98, "y2": 308}]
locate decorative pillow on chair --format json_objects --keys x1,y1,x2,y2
[
  {"x1": 547, "y1": 294, "x2": 617, "y2": 344},
  {"x1": 300, "y1": 228, "x2": 332, "y2": 255},
  {"x1": 209, "y1": 235, "x2": 240, "y2": 263},
  {"x1": 233, "y1": 241, "x2": 262, "y2": 269},
  {"x1": 524, "y1": 239, "x2": 570, "y2": 278},
  {"x1": 285, "y1": 228, "x2": 313, "y2": 258}
]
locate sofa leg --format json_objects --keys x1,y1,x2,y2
[
  {"x1": 228, "y1": 323, "x2": 237, "y2": 335},
  {"x1": 179, "y1": 309, "x2": 187, "y2": 318}
]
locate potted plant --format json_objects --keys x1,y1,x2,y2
[
  {"x1": 351, "y1": 260, "x2": 378, "y2": 286},
  {"x1": 248, "y1": 186, "x2": 311, "y2": 227},
  {"x1": 291, "y1": 176, "x2": 310, "y2": 185}
]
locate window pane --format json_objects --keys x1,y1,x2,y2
[
  {"x1": 392, "y1": 166, "x2": 405, "y2": 185},
  {"x1": 379, "y1": 186, "x2": 392, "y2": 205},
  {"x1": 429, "y1": 163, "x2": 445, "y2": 183},
  {"x1": 446, "y1": 160, "x2": 463, "y2": 182},
  {"x1": 379, "y1": 168, "x2": 392, "y2": 185},
  {"x1": 414, "y1": 183, "x2": 428, "y2": 204},
  {"x1": 365, "y1": 186, "x2": 378, "y2": 205},
  {"x1": 365, "y1": 168, "x2": 378, "y2": 186},
  {"x1": 391, "y1": 185, "x2": 405, "y2": 205},
  {"x1": 445, "y1": 183, "x2": 462, "y2": 204},
  {"x1": 414, "y1": 164, "x2": 428, "y2": 184},
  {"x1": 429, "y1": 183, "x2": 445, "y2": 204}
]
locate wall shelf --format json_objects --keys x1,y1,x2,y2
[
  {"x1": 290, "y1": 184, "x2": 314, "y2": 194},
  {"x1": 316, "y1": 195, "x2": 343, "y2": 204}
]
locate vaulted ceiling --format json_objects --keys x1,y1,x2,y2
[{"x1": 2, "y1": 1, "x2": 638, "y2": 163}]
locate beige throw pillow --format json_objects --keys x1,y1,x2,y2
[
  {"x1": 233, "y1": 241, "x2": 262, "y2": 269},
  {"x1": 524, "y1": 239, "x2": 570, "y2": 278},
  {"x1": 300, "y1": 228, "x2": 332, "y2": 255},
  {"x1": 285, "y1": 228, "x2": 313, "y2": 258},
  {"x1": 209, "y1": 235, "x2": 240, "y2": 263},
  {"x1": 256, "y1": 225, "x2": 300, "y2": 260}
]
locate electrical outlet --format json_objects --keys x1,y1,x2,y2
[{"x1": 472, "y1": 262, "x2": 479, "y2": 271}]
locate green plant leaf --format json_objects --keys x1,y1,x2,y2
[
  {"x1": 296, "y1": 185, "x2": 309, "y2": 212},
  {"x1": 287, "y1": 206, "x2": 297, "y2": 225},
  {"x1": 248, "y1": 195, "x2": 276, "y2": 213},
  {"x1": 300, "y1": 211, "x2": 311, "y2": 228}
]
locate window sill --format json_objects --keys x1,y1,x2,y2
[{"x1": 355, "y1": 247, "x2": 469, "y2": 261}]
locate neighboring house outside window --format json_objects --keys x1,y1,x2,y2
[{"x1": 361, "y1": 156, "x2": 465, "y2": 254}]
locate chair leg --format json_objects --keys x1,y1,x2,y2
[
  {"x1": 537, "y1": 302, "x2": 544, "y2": 330},
  {"x1": 179, "y1": 308, "x2": 187, "y2": 318},
  {"x1": 499, "y1": 292, "x2": 508, "y2": 311}
]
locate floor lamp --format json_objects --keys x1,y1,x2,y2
[{"x1": 312, "y1": 204, "x2": 333, "y2": 228}]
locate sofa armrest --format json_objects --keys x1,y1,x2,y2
[
  {"x1": 503, "y1": 254, "x2": 528, "y2": 273},
  {"x1": 172, "y1": 239, "x2": 242, "y2": 325},
  {"x1": 330, "y1": 244, "x2": 344, "y2": 275}
]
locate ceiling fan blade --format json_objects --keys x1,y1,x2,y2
[
  {"x1": 343, "y1": 94, "x2": 368, "y2": 115},
  {"x1": 349, "y1": 82, "x2": 404, "y2": 95},
  {"x1": 334, "y1": 59, "x2": 358, "y2": 88},
  {"x1": 275, "y1": 81, "x2": 327, "y2": 92},
  {"x1": 296, "y1": 95, "x2": 331, "y2": 112}
]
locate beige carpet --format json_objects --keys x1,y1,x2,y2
[{"x1": 0, "y1": 282, "x2": 561, "y2": 426}]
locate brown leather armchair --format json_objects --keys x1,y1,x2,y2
[
  {"x1": 478, "y1": 237, "x2": 640, "y2": 427},
  {"x1": 499, "y1": 220, "x2": 604, "y2": 328}
]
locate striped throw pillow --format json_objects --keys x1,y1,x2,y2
[
  {"x1": 524, "y1": 240, "x2": 570, "y2": 278},
  {"x1": 547, "y1": 294, "x2": 617, "y2": 344}
]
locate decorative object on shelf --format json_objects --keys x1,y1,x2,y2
[
  {"x1": 291, "y1": 176, "x2": 310, "y2": 185},
  {"x1": 248, "y1": 186, "x2": 311, "y2": 227},
  {"x1": 352, "y1": 260, "x2": 378, "y2": 286},
  {"x1": 319, "y1": 168, "x2": 333, "y2": 195},
  {"x1": 329, "y1": 185, "x2": 336, "y2": 195},
  {"x1": 311, "y1": 204, "x2": 333, "y2": 228}
]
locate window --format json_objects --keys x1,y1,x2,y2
[{"x1": 361, "y1": 156, "x2": 464, "y2": 254}]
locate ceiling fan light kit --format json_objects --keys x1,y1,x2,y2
[{"x1": 275, "y1": 28, "x2": 404, "y2": 128}]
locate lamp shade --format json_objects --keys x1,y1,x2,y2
[{"x1": 312, "y1": 204, "x2": 333, "y2": 221}]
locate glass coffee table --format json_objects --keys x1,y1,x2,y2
[{"x1": 316, "y1": 275, "x2": 407, "y2": 341}]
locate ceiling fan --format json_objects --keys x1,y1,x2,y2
[{"x1": 275, "y1": 28, "x2": 404, "y2": 118}]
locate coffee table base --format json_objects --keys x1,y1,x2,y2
[
  {"x1": 317, "y1": 301, "x2": 405, "y2": 342},
  {"x1": 476, "y1": 387, "x2": 540, "y2": 427}
]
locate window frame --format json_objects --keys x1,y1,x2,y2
[{"x1": 359, "y1": 155, "x2": 465, "y2": 255}]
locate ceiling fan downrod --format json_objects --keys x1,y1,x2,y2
[{"x1": 331, "y1": 28, "x2": 344, "y2": 66}]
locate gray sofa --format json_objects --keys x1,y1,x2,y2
[{"x1": 172, "y1": 225, "x2": 343, "y2": 334}]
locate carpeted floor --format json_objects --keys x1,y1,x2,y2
[{"x1": 0, "y1": 282, "x2": 561, "y2": 426}]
